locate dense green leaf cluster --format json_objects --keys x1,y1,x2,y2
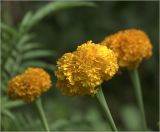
[{"x1": 1, "y1": 1, "x2": 96, "y2": 131}]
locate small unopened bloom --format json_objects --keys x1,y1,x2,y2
[
  {"x1": 55, "y1": 41, "x2": 118, "y2": 96},
  {"x1": 8, "y1": 68, "x2": 52, "y2": 103},
  {"x1": 101, "y1": 29, "x2": 152, "y2": 69}
]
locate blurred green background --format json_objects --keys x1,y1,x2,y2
[{"x1": 1, "y1": 1, "x2": 159, "y2": 131}]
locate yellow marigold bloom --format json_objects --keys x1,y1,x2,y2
[
  {"x1": 101, "y1": 29, "x2": 152, "y2": 69},
  {"x1": 8, "y1": 67, "x2": 52, "y2": 103},
  {"x1": 55, "y1": 41, "x2": 118, "y2": 96}
]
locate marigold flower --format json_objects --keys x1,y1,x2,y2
[
  {"x1": 101, "y1": 29, "x2": 152, "y2": 69},
  {"x1": 55, "y1": 41, "x2": 118, "y2": 96},
  {"x1": 8, "y1": 67, "x2": 52, "y2": 103}
]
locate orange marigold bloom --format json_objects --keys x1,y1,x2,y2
[
  {"x1": 101, "y1": 29, "x2": 152, "y2": 69},
  {"x1": 55, "y1": 41, "x2": 118, "y2": 96},
  {"x1": 8, "y1": 68, "x2": 52, "y2": 103}
]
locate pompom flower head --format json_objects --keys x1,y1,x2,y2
[
  {"x1": 101, "y1": 29, "x2": 152, "y2": 69},
  {"x1": 8, "y1": 67, "x2": 52, "y2": 103},
  {"x1": 55, "y1": 41, "x2": 118, "y2": 96}
]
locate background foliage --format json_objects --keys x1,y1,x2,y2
[{"x1": 1, "y1": 1, "x2": 159, "y2": 131}]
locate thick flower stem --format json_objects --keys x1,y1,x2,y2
[
  {"x1": 96, "y1": 86, "x2": 118, "y2": 131},
  {"x1": 35, "y1": 98, "x2": 50, "y2": 132},
  {"x1": 129, "y1": 69, "x2": 147, "y2": 131}
]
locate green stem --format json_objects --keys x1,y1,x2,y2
[
  {"x1": 96, "y1": 86, "x2": 118, "y2": 131},
  {"x1": 129, "y1": 69, "x2": 147, "y2": 130},
  {"x1": 35, "y1": 98, "x2": 50, "y2": 132}
]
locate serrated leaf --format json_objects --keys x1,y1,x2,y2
[
  {"x1": 21, "y1": 60, "x2": 56, "y2": 71},
  {"x1": 21, "y1": 43, "x2": 44, "y2": 52},
  {"x1": 19, "y1": 11, "x2": 33, "y2": 33},
  {"x1": 17, "y1": 34, "x2": 35, "y2": 48},
  {"x1": 2, "y1": 100, "x2": 25, "y2": 109},
  {"x1": 1, "y1": 22, "x2": 17, "y2": 35},
  {"x1": 2, "y1": 110, "x2": 16, "y2": 121},
  {"x1": 4, "y1": 57, "x2": 16, "y2": 74},
  {"x1": 2, "y1": 31, "x2": 13, "y2": 43},
  {"x1": 22, "y1": 50, "x2": 56, "y2": 60}
]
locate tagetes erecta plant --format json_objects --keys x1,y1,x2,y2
[
  {"x1": 55, "y1": 40, "x2": 118, "y2": 96},
  {"x1": 55, "y1": 41, "x2": 118, "y2": 131},
  {"x1": 101, "y1": 29, "x2": 152, "y2": 69},
  {"x1": 8, "y1": 67, "x2": 51, "y2": 131},
  {"x1": 101, "y1": 29, "x2": 153, "y2": 130},
  {"x1": 8, "y1": 67, "x2": 52, "y2": 103}
]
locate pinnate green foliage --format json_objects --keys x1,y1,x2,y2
[{"x1": 1, "y1": 1, "x2": 96, "y2": 131}]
